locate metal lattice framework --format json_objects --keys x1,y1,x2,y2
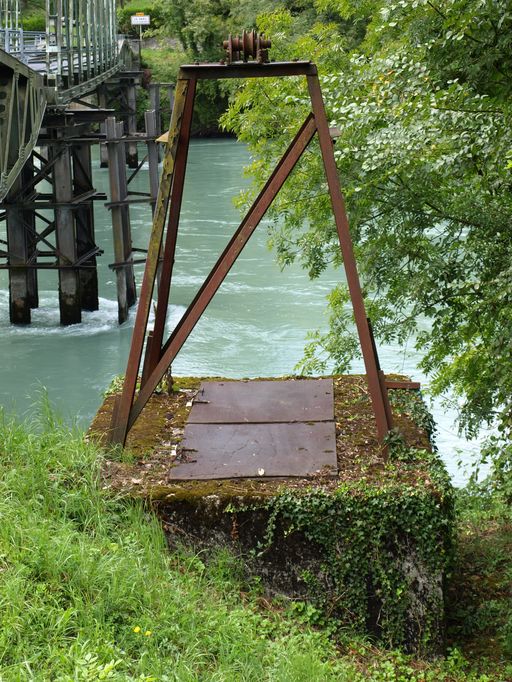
[
  {"x1": 45, "y1": 0, "x2": 119, "y2": 102},
  {"x1": 0, "y1": 0, "x2": 131, "y2": 199},
  {"x1": 0, "y1": 50, "x2": 46, "y2": 200}
]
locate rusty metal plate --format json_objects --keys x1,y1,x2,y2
[
  {"x1": 169, "y1": 422, "x2": 337, "y2": 480},
  {"x1": 188, "y1": 379, "x2": 334, "y2": 424}
]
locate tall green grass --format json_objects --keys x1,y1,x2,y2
[
  {"x1": 0, "y1": 405, "x2": 508, "y2": 681},
  {"x1": 0, "y1": 408, "x2": 351, "y2": 680}
]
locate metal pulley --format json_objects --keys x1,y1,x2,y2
[{"x1": 223, "y1": 30, "x2": 271, "y2": 65}]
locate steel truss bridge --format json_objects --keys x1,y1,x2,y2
[
  {"x1": 0, "y1": 0, "x2": 134, "y2": 199},
  {"x1": 0, "y1": 0, "x2": 169, "y2": 326}
]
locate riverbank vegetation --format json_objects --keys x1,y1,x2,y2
[
  {"x1": 1, "y1": 412, "x2": 511, "y2": 680},
  {"x1": 9, "y1": 1, "x2": 511, "y2": 678}
]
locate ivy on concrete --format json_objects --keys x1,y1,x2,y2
[{"x1": 254, "y1": 465, "x2": 454, "y2": 652}]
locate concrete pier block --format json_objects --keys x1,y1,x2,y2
[{"x1": 91, "y1": 374, "x2": 454, "y2": 654}]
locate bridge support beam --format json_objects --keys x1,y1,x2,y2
[
  {"x1": 52, "y1": 140, "x2": 81, "y2": 325},
  {"x1": 116, "y1": 120, "x2": 137, "y2": 307},
  {"x1": 125, "y1": 82, "x2": 138, "y2": 168},
  {"x1": 98, "y1": 84, "x2": 110, "y2": 168},
  {"x1": 72, "y1": 142, "x2": 99, "y2": 312},
  {"x1": 6, "y1": 175, "x2": 31, "y2": 324},
  {"x1": 5, "y1": 161, "x2": 40, "y2": 324},
  {"x1": 24, "y1": 161, "x2": 39, "y2": 311},
  {"x1": 106, "y1": 116, "x2": 130, "y2": 323}
]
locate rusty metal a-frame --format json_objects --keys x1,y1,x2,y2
[{"x1": 107, "y1": 33, "x2": 396, "y2": 449}]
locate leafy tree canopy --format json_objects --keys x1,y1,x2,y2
[{"x1": 221, "y1": 1, "x2": 512, "y2": 473}]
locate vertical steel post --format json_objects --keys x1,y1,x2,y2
[
  {"x1": 6, "y1": 173, "x2": 31, "y2": 324},
  {"x1": 106, "y1": 116, "x2": 128, "y2": 324},
  {"x1": 125, "y1": 80, "x2": 138, "y2": 168},
  {"x1": 72, "y1": 141, "x2": 99, "y2": 311},
  {"x1": 97, "y1": 83, "x2": 109, "y2": 168},
  {"x1": 148, "y1": 83, "x2": 161, "y2": 136},
  {"x1": 116, "y1": 119, "x2": 136, "y2": 307},
  {"x1": 82, "y1": 0, "x2": 91, "y2": 79},
  {"x1": 307, "y1": 74, "x2": 393, "y2": 445},
  {"x1": 145, "y1": 109, "x2": 160, "y2": 213},
  {"x1": 148, "y1": 83, "x2": 162, "y2": 162},
  {"x1": 52, "y1": 138, "x2": 81, "y2": 325},
  {"x1": 89, "y1": 0, "x2": 98, "y2": 75},
  {"x1": 22, "y1": 159, "x2": 38, "y2": 309},
  {"x1": 168, "y1": 84, "x2": 175, "y2": 121},
  {"x1": 108, "y1": 78, "x2": 194, "y2": 445}
]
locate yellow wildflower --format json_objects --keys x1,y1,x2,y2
[
  {"x1": 133, "y1": 626, "x2": 141, "y2": 633},
  {"x1": 144, "y1": 630, "x2": 152, "y2": 637}
]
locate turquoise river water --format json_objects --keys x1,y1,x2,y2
[{"x1": 0, "y1": 140, "x2": 485, "y2": 485}]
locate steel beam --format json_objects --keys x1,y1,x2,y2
[
  {"x1": 179, "y1": 61, "x2": 317, "y2": 80},
  {"x1": 106, "y1": 116, "x2": 128, "y2": 323},
  {"x1": 108, "y1": 78, "x2": 196, "y2": 445},
  {"x1": 6, "y1": 173, "x2": 31, "y2": 323},
  {"x1": 128, "y1": 114, "x2": 317, "y2": 432},
  {"x1": 72, "y1": 141, "x2": 99, "y2": 311},
  {"x1": 307, "y1": 74, "x2": 393, "y2": 445},
  {"x1": 125, "y1": 81, "x2": 138, "y2": 168},
  {"x1": 145, "y1": 109, "x2": 160, "y2": 213},
  {"x1": 52, "y1": 139, "x2": 81, "y2": 324},
  {"x1": 116, "y1": 119, "x2": 136, "y2": 307}
]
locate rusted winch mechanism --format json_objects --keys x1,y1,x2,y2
[{"x1": 223, "y1": 30, "x2": 271, "y2": 64}]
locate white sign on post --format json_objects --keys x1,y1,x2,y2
[{"x1": 131, "y1": 15, "x2": 150, "y2": 25}]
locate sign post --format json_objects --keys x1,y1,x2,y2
[{"x1": 130, "y1": 13, "x2": 150, "y2": 61}]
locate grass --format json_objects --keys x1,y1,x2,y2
[
  {"x1": 0, "y1": 405, "x2": 511, "y2": 680},
  {"x1": 446, "y1": 490, "x2": 512, "y2": 663}
]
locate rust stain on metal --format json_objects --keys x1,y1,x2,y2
[
  {"x1": 223, "y1": 30, "x2": 271, "y2": 64},
  {"x1": 188, "y1": 379, "x2": 334, "y2": 424},
  {"x1": 170, "y1": 422, "x2": 337, "y2": 480}
]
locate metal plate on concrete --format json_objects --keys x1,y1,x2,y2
[
  {"x1": 170, "y1": 422, "x2": 337, "y2": 480},
  {"x1": 188, "y1": 379, "x2": 334, "y2": 424}
]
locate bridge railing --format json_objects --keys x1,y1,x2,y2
[
  {"x1": 1, "y1": 1, "x2": 120, "y2": 96},
  {"x1": 45, "y1": 0, "x2": 118, "y2": 93},
  {"x1": 0, "y1": 29, "x2": 46, "y2": 63}
]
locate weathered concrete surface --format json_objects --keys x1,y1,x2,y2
[{"x1": 91, "y1": 375, "x2": 452, "y2": 653}]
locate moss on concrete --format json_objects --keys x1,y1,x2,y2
[
  {"x1": 91, "y1": 374, "x2": 453, "y2": 652},
  {"x1": 91, "y1": 374, "x2": 436, "y2": 501}
]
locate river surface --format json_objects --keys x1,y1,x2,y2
[{"x1": 0, "y1": 140, "x2": 484, "y2": 485}]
